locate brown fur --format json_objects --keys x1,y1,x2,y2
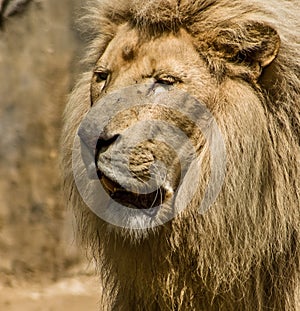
[{"x1": 61, "y1": 0, "x2": 300, "y2": 310}]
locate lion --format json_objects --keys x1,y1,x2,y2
[{"x1": 61, "y1": 0, "x2": 300, "y2": 310}]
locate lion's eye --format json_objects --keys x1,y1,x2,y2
[
  {"x1": 94, "y1": 71, "x2": 109, "y2": 83},
  {"x1": 155, "y1": 75, "x2": 181, "y2": 85}
]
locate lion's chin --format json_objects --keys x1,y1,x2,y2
[{"x1": 97, "y1": 171, "x2": 169, "y2": 213}]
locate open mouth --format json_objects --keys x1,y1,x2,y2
[{"x1": 96, "y1": 170, "x2": 167, "y2": 210}]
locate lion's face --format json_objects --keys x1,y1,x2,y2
[
  {"x1": 80, "y1": 22, "x2": 280, "y2": 222},
  {"x1": 87, "y1": 27, "x2": 216, "y2": 215}
]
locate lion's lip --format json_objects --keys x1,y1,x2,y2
[{"x1": 97, "y1": 170, "x2": 166, "y2": 210}]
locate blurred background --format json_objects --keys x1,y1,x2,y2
[{"x1": 0, "y1": 0, "x2": 99, "y2": 310}]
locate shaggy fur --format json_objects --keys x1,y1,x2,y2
[{"x1": 61, "y1": 0, "x2": 300, "y2": 310}]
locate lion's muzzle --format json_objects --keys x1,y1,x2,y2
[
  {"x1": 75, "y1": 84, "x2": 216, "y2": 222},
  {"x1": 94, "y1": 132, "x2": 178, "y2": 210}
]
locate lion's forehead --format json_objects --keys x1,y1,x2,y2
[{"x1": 100, "y1": 27, "x2": 202, "y2": 69}]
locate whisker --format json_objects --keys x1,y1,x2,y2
[
  {"x1": 149, "y1": 188, "x2": 159, "y2": 209},
  {"x1": 130, "y1": 171, "x2": 148, "y2": 185}
]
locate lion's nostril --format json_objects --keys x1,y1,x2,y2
[{"x1": 96, "y1": 134, "x2": 120, "y2": 154}]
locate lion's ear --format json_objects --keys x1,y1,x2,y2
[{"x1": 211, "y1": 22, "x2": 281, "y2": 79}]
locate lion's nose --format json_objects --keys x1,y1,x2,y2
[{"x1": 96, "y1": 134, "x2": 120, "y2": 155}]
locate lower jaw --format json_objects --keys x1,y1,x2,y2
[{"x1": 99, "y1": 175, "x2": 167, "y2": 211}]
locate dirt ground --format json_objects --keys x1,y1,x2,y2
[{"x1": 0, "y1": 274, "x2": 100, "y2": 311}]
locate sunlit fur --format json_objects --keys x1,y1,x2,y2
[{"x1": 61, "y1": 0, "x2": 300, "y2": 310}]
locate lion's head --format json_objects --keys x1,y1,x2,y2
[
  {"x1": 61, "y1": 0, "x2": 299, "y2": 309},
  {"x1": 70, "y1": 19, "x2": 282, "y2": 226}
]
